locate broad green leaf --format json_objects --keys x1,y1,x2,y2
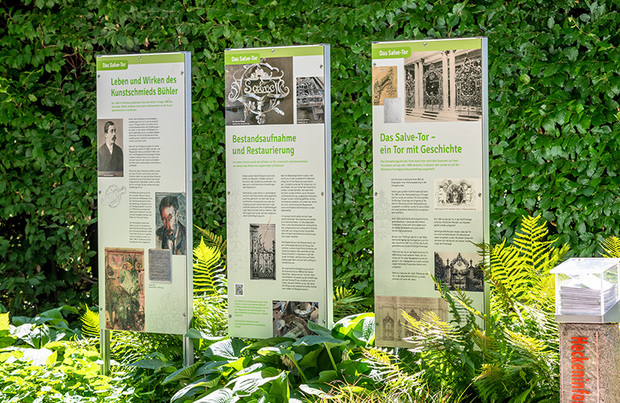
[
  {"x1": 205, "y1": 338, "x2": 246, "y2": 361},
  {"x1": 171, "y1": 379, "x2": 219, "y2": 403},
  {"x1": 318, "y1": 370, "x2": 337, "y2": 383},
  {"x1": 306, "y1": 320, "x2": 332, "y2": 338},
  {"x1": 193, "y1": 388, "x2": 235, "y2": 403},
  {"x1": 293, "y1": 335, "x2": 348, "y2": 348},
  {"x1": 298, "y1": 383, "x2": 331, "y2": 398},
  {"x1": 243, "y1": 337, "x2": 292, "y2": 354},
  {"x1": 162, "y1": 362, "x2": 202, "y2": 385},
  {"x1": 128, "y1": 358, "x2": 170, "y2": 370}
]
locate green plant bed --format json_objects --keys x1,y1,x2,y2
[
  {"x1": 3, "y1": 218, "x2": 619, "y2": 402},
  {"x1": 0, "y1": 309, "x2": 132, "y2": 402},
  {"x1": 168, "y1": 216, "x2": 575, "y2": 402}
]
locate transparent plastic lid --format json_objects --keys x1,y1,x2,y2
[{"x1": 550, "y1": 258, "x2": 620, "y2": 275}]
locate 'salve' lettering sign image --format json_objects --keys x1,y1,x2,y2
[
  {"x1": 225, "y1": 45, "x2": 333, "y2": 338},
  {"x1": 372, "y1": 38, "x2": 489, "y2": 347}
]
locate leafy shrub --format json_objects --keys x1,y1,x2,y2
[
  {"x1": 166, "y1": 313, "x2": 376, "y2": 402},
  {"x1": 371, "y1": 215, "x2": 568, "y2": 402},
  {"x1": 4, "y1": 218, "x2": 620, "y2": 402},
  {"x1": 0, "y1": 310, "x2": 132, "y2": 402}
]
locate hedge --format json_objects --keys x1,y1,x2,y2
[{"x1": 1, "y1": 0, "x2": 618, "y2": 314}]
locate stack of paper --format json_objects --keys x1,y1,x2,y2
[{"x1": 558, "y1": 275, "x2": 617, "y2": 316}]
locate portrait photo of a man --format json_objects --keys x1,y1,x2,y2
[
  {"x1": 97, "y1": 119, "x2": 124, "y2": 176},
  {"x1": 155, "y1": 193, "x2": 187, "y2": 256}
]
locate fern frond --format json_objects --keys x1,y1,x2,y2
[
  {"x1": 512, "y1": 215, "x2": 556, "y2": 279},
  {"x1": 482, "y1": 242, "x2": 526, "y2": 323},
  {"x1": 513, "y1": 215, "x2": 548, "y2": 254},
  {"x1": 362, "y1": 347, "x2": 424, "y2": 398},
  {"x1": 485, "y1": 216, "x2": 569, "y2": 326},
  {"x1": 471, "y1": 328, "x2": 501, "y2": 359},
  {"x1": 363, "y1": 347, "x2": 394, "y2": 367},
  {"x1": 474, "y1": 363, "x2": 510, "y2": 397},
  {"x1": 403, "y1": 309, "x2": 461, "y2": 351},
  {"x1": 430, "y1": 275, "x2": 466, "y2": 325},
  {"x1": 362, "y1": 347, "x2": 401, "y2": 382},
  {"x1": 192, "y1": 294, "x2": 228, "y2": 337},
  {"x1": 504, "y1": 329, "x2": 547, "y2": 358},
  {"x1": 193, "y1": 237, "x2": 227, "y2": 296},
  {"x1": 79, "y1": 306, "x2": 100, "y2": 338},
  {"x1": 333, "y1": 286, "x2": 364, "y2": 318},
  {"x1": 451, "y1": 287, "x2": 484, "y2": 325},
  {"x1": 601, "y1": 236, "x2": 620, "y2": 258},
  {"x1": 195, "y1": 226, "x2": 226, "y2": 252}
]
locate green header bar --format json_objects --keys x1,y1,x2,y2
[
  {"x1": 225, "y1": 45, "x2": 324, "y2": 65},
  {"x1": 97, "y1": 53, "x2": 186, "y2": 71},
  {"x1": 372, "y1": 38, "x2": 482, "y2": 59},
  {"x1": 373, "y1": 45, "x2": 412, "y2": 59}
]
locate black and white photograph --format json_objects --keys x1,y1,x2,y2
[
  {"x1": 375, "y1": 295, "x2": 449, "y2": 347},
  {"x1": 372, "y1": 65, "x2": 398, "y2": 106},
  {"x1": 434, "y1": 178, "x2": 481, "y2": 210},
  {"x1": 434, "y1": 251, "x2": 484, "y2": 292},
  {"x1": 296, "y1": 76, "x2": 325, "y2": 124},
  {"x1": 97, "y1": 118, "x2": 124, "y2": 177},
  {"x1": 250, "y1": 223, "x2": 276, "y2": 280},
  {"x1": 272, "y1": 300, "x2": 319, "y2": 337},
  {"x1": 404, "y1": 48, "x2": 482, "y2": 122},
  {"x1": 155, "y1": 193, "x2": 187, "y2": 256},
  {"x1": 225, "y1": 57, "x2": 293, "y2": 126}
]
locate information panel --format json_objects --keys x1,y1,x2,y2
[
  {"x1": 372, "y1": 38, "x2": 488, "y2": 347},
  {"x1": 225, "y1": 45, "x2": 332, "y2": 338},
  {"x1": 96, "y1": 52, "x2": 192, "y2": 335}
]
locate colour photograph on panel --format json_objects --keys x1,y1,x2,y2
[
  {"x1": 104, "y1": 248, "x2": 145, "y2": 331},
  {"x1": 272, "y1": 300, "x2": 319, "y2": 337},
  {"x1": 155, "y1": 193, "x2": 187, "y2": 256}
]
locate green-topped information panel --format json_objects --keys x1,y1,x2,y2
[
  {"x1": 225, "y1": 45, "x2": 332, "y2": 338},
  {"x1": 96, "y1": 52, "x2": 192, "y2": 336},
  {"x1": 372, "y1": 38, "x2": 489, "y2": 347}
]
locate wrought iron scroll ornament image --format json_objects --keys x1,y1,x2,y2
[
  {"x1": 226, "y1": 57, "x2": 293, "y2": 125},
  {"x1": 296, "y1": 76, "x2": 325, "y2": 124},
  {"x1": 250, "y1": 223, "x2": 276, "y2": 280},
  {"x1": 404, "y1": 48, "x2": 482, "y2": 122}
]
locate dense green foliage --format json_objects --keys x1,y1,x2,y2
[
  {"x1": 0, "y1": 306, "x2": 187, "y2": 402},
  {"x1": 1, "y1": 218, "x2": 617, "y2": 402},
  {"x1": 402, "y1": 215, "x2": 568, "y2": 401},
  {"x1": 1, "y1": 0, "x2": 619, "y2": 314},
  {"x1": 158, "y1": 216, "x2": 572, "y2": 402},
  {"x1": 0, "y1": 309, "x2": 133, "y2": 402}
]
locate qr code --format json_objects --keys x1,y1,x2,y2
[{"x1": 234, "y1": 283, "x2": 244, "y2": 296}]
